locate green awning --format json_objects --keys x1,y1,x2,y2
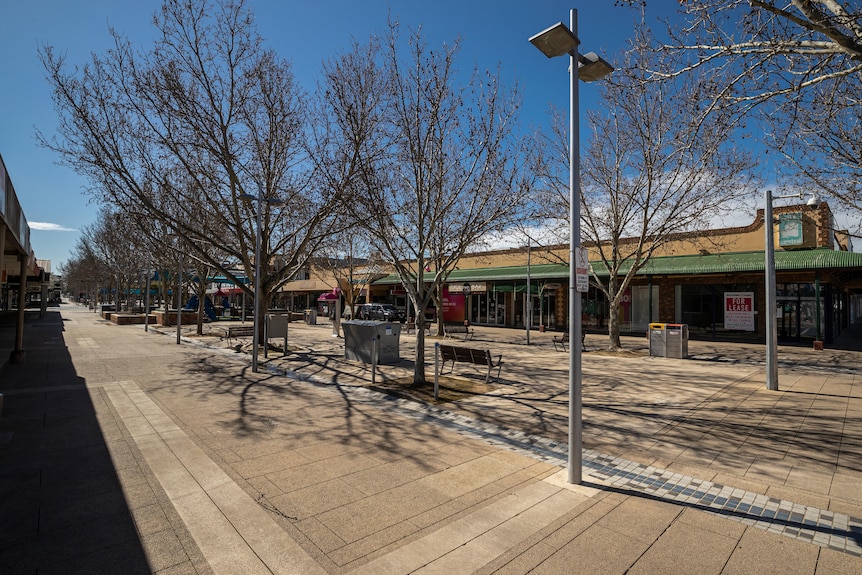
[
  {"x1": 590, "y1": 248, "x2": 862, "y2": 277},
  {"x1": 208, "y1": 275, "x2": 250, "y2": 284},
  {"x1": 371, "y1": 249, "x2": 862, "y2": 285}
]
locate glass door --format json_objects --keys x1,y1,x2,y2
[{"x1": 777, "y1": 300, "x2": 798, "y2": 338}]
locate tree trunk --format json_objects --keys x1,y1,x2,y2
[
  {"x1": 607, "y1": 302, "x2": 622, "y2": 351},
  {"x1": 434, "y1": 287, "x2": 444, "y2": 337},
  {"x1": 413, "y1": 313, "x2": 427, "y2": 386},
  {"x1": 257, "y1": 290, "x2": 272, "y2": 344},
  {"x1": 160, "y1": 272, "x2": 169, "y2": 312},
  {"x1": 606, "y1": 277, "x2": 623, "y2": 351},
  {"x1": 196, "y1": 275, "x2": 206, "y2": 335}
]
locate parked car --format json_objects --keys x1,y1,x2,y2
[{"x1": 356, "y1": 303, "x2": 406, "y2": 323}]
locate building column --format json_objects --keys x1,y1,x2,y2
[
  {"x1": 0, "y1": 222, "x2": 6, "y2": 310},
  {"x1": 11, "y1": 256, "x2": 28, "y2": 363}
]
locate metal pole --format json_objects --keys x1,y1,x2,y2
[
  {"x1": 332, "y1": 296, "x2": 341, "y2": 338},
  {"x1": 252, "y1": 196, "x2": 263, "y2": 373},
  {"x1": 177, "y1": 251, "x2": 183, "y2": 345},
  {"x1": 434, "y1": 342, "x2": 440, "y2": 401},
  {"x1": 144, "y1": 269, "x2": 150, "y2": 332},
  {"x1": 765, "y1": 189, "x2": 778, "y2": 390},
  {"x1": 371, "y1": 335, "x2": 378, "y2": 385},
  {"x1": 526, "y1": 241, "x2": 531, "y2": 344},
  {"x1": 568, "y1": 7, "x2": 584, "y2": 485}
]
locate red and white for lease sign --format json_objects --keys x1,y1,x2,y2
[{"x1": 724, "y1": 291, "x2": 755, "y2": 331}]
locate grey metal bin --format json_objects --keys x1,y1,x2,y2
[
  {"x1": 648, "y1": 323, "x2": 667, "y2": 357},
  {"x1": 665, "y1": 323, "x2": 689, "y2": 358},
  {"x1": 342, "y1": 320, "x2": 402, "y2": 364},
  {"x1": 303, "y1": 309, "x2": 317, "y2": 325}
]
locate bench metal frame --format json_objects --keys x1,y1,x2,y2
[
  {"x1": 225, "y1": 325, "x2": 255, "y2": 344},
  {"x1": 553, "y1": 331, "x2": 586, "y2": 352},
  {"x1": 439, "y1": 344, "x2": 502, "y2": 384},
  {"x1": 443, "y1": 324, "x2": 475, "y2": 341}
]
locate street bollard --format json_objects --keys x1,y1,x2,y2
[
  {"x1": 371, "y1": 335, "x2": 379, "y2": 385},
  {"x1": 434, "y1": 342, "x2": 440, "y2": 401}
]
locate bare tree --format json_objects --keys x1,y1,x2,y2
[
  {"x1": 38, "y1": 0, "x2": 336, "y2": 342},
  {"x1": 536, "y1": 27, "x2": 757, "y2": 351},
  {"x1": 60, "y1": 244, "x2": 114, "y2": 307},
  {"x1": 635, "y1": 0, "x2": 862, "y2": 210},
  {"x1": 768, "y1": 64, "x2": 862, "y2": 216},
  {"x1": 318, "y1": 22, "x2": 534, "y2": 385},
  {"x1": 75, "y1": 206, "x2": 149, "y2": 312}
]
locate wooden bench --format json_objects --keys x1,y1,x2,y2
[
  {"x1": 225, "y1": 324, "x2": 255, "y2": 344},
  {"x1": 438, "y1": 344, "x2": 502, "y2": 384},
  {"x1": 553, "y1": 331, "x2": 586, "y2": 352},
  {"x1": 444, "y1": 323, "x2": 475, "y2": 341}
]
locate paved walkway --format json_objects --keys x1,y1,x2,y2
[{"x1": 1, "y1": 303, "x2": 860, "y2": 574}]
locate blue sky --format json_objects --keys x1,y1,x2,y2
[{"x1": 1, "y1": 0, "x2": 706, "y2": 270}]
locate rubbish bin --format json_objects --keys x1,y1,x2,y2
[
  {"x1": 342, "y1": 320, "x2": 402, "y2": 364},
  {"x1": 304, "y1": 309, "x2": 317, "y2": 325},
  {"x1": 649, "y1": 323, "x2": 667, "y2": 357},
  {"x1": 665, "y1": 323, "x2": 689, "y2": 358}
]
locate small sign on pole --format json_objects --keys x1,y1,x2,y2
[{"x1": 575, "y1": 248, "x2": 589, "y2": 293}]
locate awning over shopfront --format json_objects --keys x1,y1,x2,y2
[
  {"x1": 373, "y1": 263, "x2": 569, "y2": 285},
  {"x1": 206, "y1": 286, "x2": 244, "y2": 295},
  {"x1": 590, "y1": 248, "x2": 862, "y2": 277},
  {"x1": 317, "y1": 289, "x2": 341, "y2": 301},
  {"x1": 280, "y1": 279, "x2": 337, "y2": 293},
  {"x1": 208, "y1": 275, "x2": 250, "y2": 284},
  {"x1": 372, "y1": 249, "x2": 862, "y2": 285}
]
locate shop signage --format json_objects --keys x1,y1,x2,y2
[
  {"x1": 447, "y1": 282, "x2": 486, "y2": 293},
  {"x1": 724, "y1": 291, "x2": 755, "y2": 331},
  {"x1": 779, "y1": 213, "x2": 803, "y2": 246}
]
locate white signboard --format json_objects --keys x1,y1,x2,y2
[
  {"x1": 724, "y1": 291, "x2": 755, "y2": 331},
  {"x1": 576, "y1": 248, "x2": 589, "y2": 293}
]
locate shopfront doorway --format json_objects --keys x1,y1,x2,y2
[{"x1": 469, "y1": 290, "x2": 506, "y2": 326}]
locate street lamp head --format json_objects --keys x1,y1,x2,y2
[
  {"x1": 806, "y1": 194, "x2": 821, "y2": 208},
  {"x1": 578, "y1": 52, "x2": 614, "y2": 82},
  {"x1": 238, "y1": 192, "x2": 284, "y2": 207},
  {"x1": 529, "y1": 22, "x2": 579, "y2": 58}
]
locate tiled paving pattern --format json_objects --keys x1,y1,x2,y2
[{"x1": 307, "y1": 376, "x2": 862, "y2": 559}]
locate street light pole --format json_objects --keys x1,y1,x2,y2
[
  {"x1": 252, "y1": 192, "x2": 263, "y2": 372},
  {"x1": 144, "y1": 268, "x2": 150, "y2": 332},
  {"x1": 764, "y1": 189, "x2": 820, "y2": 391},
  {"x1": 530, "y1": 9, "x2": 613, "y2": 485},
  {"x1": 526, "y1": 240, "x2": 531, "y2": 345},
  {"x1": 177, "y1": 248, "x2": 183, "y2": 345},
  {"x1": 764, "y1": 189, "x2": 778, "y2": 390}
]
